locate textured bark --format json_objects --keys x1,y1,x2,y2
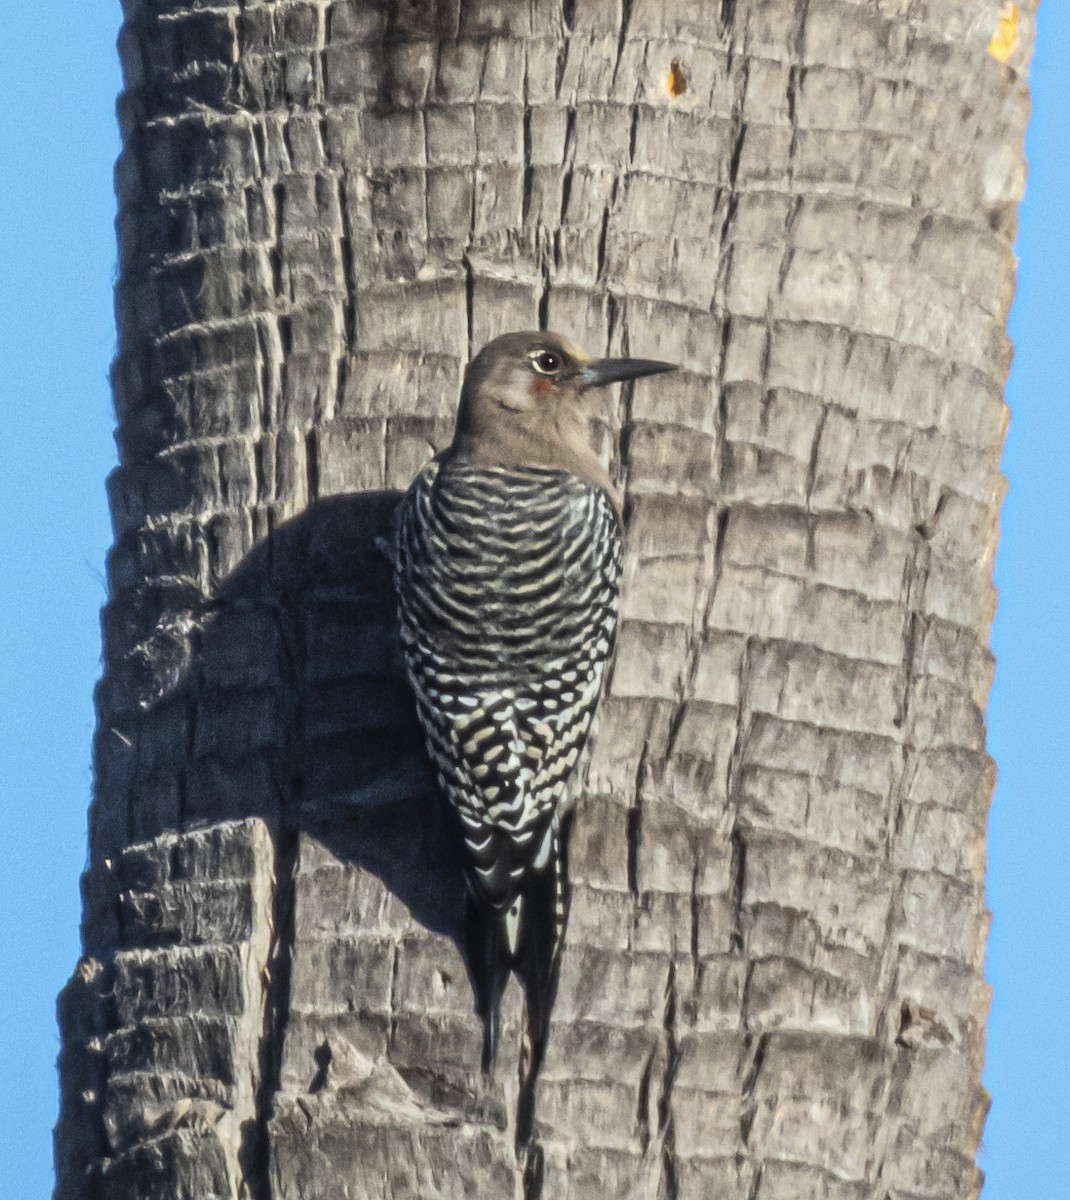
[{"x1": 56, "y1": 2, "x2": 1034, "y2": 1198}]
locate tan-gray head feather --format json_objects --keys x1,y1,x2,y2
[{"x1": 445, "y1": 330, "x2": 677, "y2": 500}]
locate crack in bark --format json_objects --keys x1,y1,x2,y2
[
  {"x1": 521, "y1": 109, "x2": 534, "y2": 229},
  {"x1": 635, "y1": 1044, "x2": 657, "y2": 1157},
  {"x1": 269, "y1": 183, "x2": 285, "y2": 300},
  {"x1": 685, "y1": 859, "x2": 702, "y2": 1022},
  {"x1": 728, "y1": 828, "x2": 747, "y2": 955},
  {"x1": 254, "y1": 318, "x2": 279, "y2": 435},
  {"x1": 738, "y1": 1031, "x2": 768, "y2": 1146},
  {"x1": 786, "y1": 0, "x2": 812, "y2": 183},
  {"x1": 594, "y1": 201, "x2": 611, "y2": 286},
  {"x1": 626, "y1": 745, "x2": 649, "y2": 907},
  {"x1": 895, "y1": 497, "x2": 939, "y2": 731},
  {"x1": 241, "y1": 825, "x2": 298, "y2": 1200},
  {"x1": 745, "y1": 1163, "x2": 764, "y2": 1200},
  {"x1": 387, "y1": 940, "x2": 402, "y2": 1055},
  {"x1": 554, "y1": 11, "x2": 571, "y2": 99},
  {"x1": 688, "y1": 861, "x2": 700, "y2": 971},
  {"x1": 725, "y1": 636, "x2": 753, "y2": 805},
  {"x1": 612, "y1": 0, "x2": 634, "y2": 87},
  {"x1": 335, "y1": 172, "x2": 357, "y2": 421},
  {"x1": 605, "y1": 288, "x2": 619, "y2": 358},
  {"x1": 776, "y1": 194, "x2": 803, "y2": 293},
  {"x1": 304, "y1": 427, "x2": 319, "y2": 503},
  {"x1": 656, "y1": 960, "x2": 681, "y2": 1200},
  {"x1": 893, "y1": 609, "x2": 922, "y2": 732},
  {"x1": 725, "y1": 636, "x2": 753, "y2": 965},
  {"x1": 711, "y1": 505, "x2": 730, "y2": 598},
  {"x1": 462, "y1": 253, "x2": 475, "y2": 359},
  {"x1": 558, "y1": 106, "x2": 576, "y2": 227},
  {"x1": 538, "y1": 261, "x2": 552, "y2": 332},
  {"x1": 803, "y1": 405, "x2": 828, "y2": 515}
]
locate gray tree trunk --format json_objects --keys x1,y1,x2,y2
[{"x1": 55, "y1": 2, "x2": 1033, "y2": 1198}]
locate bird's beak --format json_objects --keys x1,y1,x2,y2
[{"x1": 578, "y1": 356, "x2": 679, "y2": 390}]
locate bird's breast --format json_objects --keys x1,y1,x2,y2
[{"x1": 395, "y1": 463, "x2": 622, "y2": 679}]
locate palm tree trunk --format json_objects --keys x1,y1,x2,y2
[{"x1": 56, "y1": 2, "x2": 1034, "y2": 1198}]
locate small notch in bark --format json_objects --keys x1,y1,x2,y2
[
  {"x1": 462, "y1": 254, "x2": 475, "y2": 359},
  {"x1": 626, "y1": 798, "x2": 642, "y2": 901},
  {"x1": 896, "y1": 998, "x2": 953, "y2": 1049},
  {"x1": 309, "y1": 1041, "x2": 332, "y2": 1093},
  {"x1": 712, "y1": 507, "x2": 730, "y2": 585},
  {"x1": 667, "y1": 59, "x2": 688, "y2": 99},
  {"x1": 626, "y1": 741, "x2": 648, "y2": 907},
  {"x1": 914, "y1": 487, "x2": 949, "y2": 540},
  {"x1": 305, "y1": 428, "x2": 319, "y2": 500}
]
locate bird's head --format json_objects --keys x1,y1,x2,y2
[{"x1": 448, "y1": 330, "x2": 677, "y2": 492}]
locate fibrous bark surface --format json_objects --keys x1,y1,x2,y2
[{"x1": 57, "y1": 2, "x2": 1033, "y2": 1198}]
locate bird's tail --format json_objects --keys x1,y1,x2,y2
[
  {"x1": 461, "y1": 813, "x2": 575, "y2": 1077},
  {"x1": 461, "y1": 892, "x2": 511, "y2": 1074},
  {"x1": 513, "y1": 813, "x2": 574, "y2": 1156},
  {"x1": 514, "y1": 812, "x2": 574, "y2": 1081}
]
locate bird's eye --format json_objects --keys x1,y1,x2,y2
[{"x1": 530, "y1": 350, "x2": 562, "y2": 376}]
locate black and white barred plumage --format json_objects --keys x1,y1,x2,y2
[
  {"x1": 394, "y1": 458, "x2": 622, "y2": 1069},
  {"x1": 390, "y1": 328, "x2": 674, "y2": 1074}
]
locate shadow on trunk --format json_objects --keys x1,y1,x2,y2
[{"x1": 126, "y1": 490, "x2": 469, "y2": 933}]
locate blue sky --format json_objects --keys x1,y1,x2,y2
[
  {"x1": 0, "y1": 4, "x2": 1065, "y2": 1196},
  {"x1": 985, "y1": 5, "x2": 1070, "y2": 1195}
]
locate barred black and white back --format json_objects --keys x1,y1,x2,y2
[{"x1": 394, "y1": 458, "x2": 622, "y2": 1069}]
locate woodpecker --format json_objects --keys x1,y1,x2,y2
[{"x1": 393, "y1": 331, "x2": 677, "y2": 1072}]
